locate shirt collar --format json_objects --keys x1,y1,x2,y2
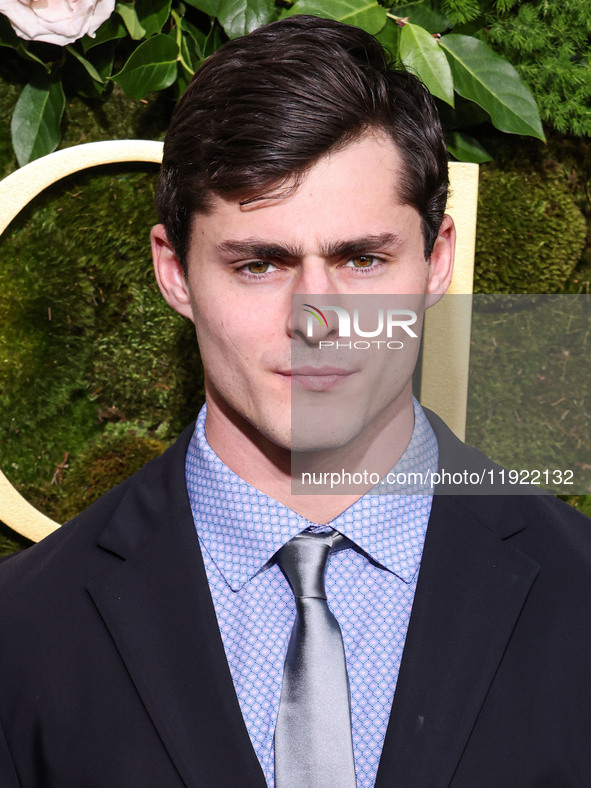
[{"x1": 185, "y1": 398, "x2": 438, "y2": 591}]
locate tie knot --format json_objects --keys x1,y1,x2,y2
[{"x1": 276, "y1": 530, "x2": 345, "y2": 600}]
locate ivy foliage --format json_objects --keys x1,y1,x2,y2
[{"x1": 0, "y1": 0, "x2": 545, "y2": 166}]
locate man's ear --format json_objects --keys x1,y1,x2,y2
[
  {"x1": 151, "y1": 224, "x2": 195, "y2": 323},
  {"x1": 425, "y1": 214, "x2": 456, "y2": 309}
]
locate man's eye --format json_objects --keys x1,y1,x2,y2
[
  {"x1": 243, "y1": 261, "x2": 276, "y2": 275},
  {"x1": 345, "y1": 255, "x2": 378, "y2": 269}
]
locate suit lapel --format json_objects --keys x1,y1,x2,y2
[
  {"x1": 376, "y1": 414, "x2": 541, "y2": 788},
  {"x1": 87, "y1": 427, "x2": 266, "y2": 788}
]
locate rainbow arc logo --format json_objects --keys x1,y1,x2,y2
[{"x1": 302, "y1": 304, "x2": 328, "y2": 329}]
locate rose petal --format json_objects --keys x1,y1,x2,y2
[{"x1": 0, "y1": 0, "x2": 115, "y2": 45}]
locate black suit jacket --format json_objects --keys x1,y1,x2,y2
[{"x1": 1, "y1": 412, "x2": 591, "y2": 787}]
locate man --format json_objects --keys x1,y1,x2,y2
[{"x1": 1, "y1": 15, "x2": 591, "y2": 788}]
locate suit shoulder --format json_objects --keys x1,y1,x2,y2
[
  {"x1": 457, "y1": 491, "x2": 591, "y2": 585},
  {"x1": 424, "y1": 408, "x2": 591, "y2": 570},
  {"x1": 0, "y1": 471, "x2": 128, "y2": 602},
  {"x1": 518, "y1": 492, "x2": 591, "y2": 560},
  {"x1": 0, "y1": 422, "x2": 195, "y2": 601}
]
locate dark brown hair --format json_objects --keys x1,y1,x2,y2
[{"x1": 156, "y1": 15, "x2": 449, "y2": 269}]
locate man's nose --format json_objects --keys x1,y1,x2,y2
[
  {"x1": 288, "y1": 259, "x2": 341, "y2": 341},
  {"x1": 293, "y1": 257, "x2": 337, "y2": 295}
]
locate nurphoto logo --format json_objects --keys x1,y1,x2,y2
[{"x1": 302, "y1": 304, "x2": 419, "y2": 350}]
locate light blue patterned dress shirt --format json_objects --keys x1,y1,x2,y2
[{"x1": 185, "y1": 397, "x2": 438, "y2": 788}]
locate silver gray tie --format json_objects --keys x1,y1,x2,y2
[{"x1": 274, "y1": 529, "x2": 357, "y2": 788}]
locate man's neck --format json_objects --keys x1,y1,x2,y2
[{"x1": 203, "y1": 391, "x2": 415, "y2": 524}]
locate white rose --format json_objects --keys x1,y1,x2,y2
[{"x1": 0, "y1": 0, "x2": 116, "y2": 46}]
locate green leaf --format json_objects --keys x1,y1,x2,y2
[
  {"x1": 179, "y1": 34, "x2": 195, "y2": 74},
  {"x1": 450, "y1": 18, "x2": 486, "y2": 38},
  {"x1": 446, "y1": 130, "x2": 492, "y2": 162},
  {"x1": 11, "y1": 77, "x2": 65, "y2": 166},
  {"x1": 436, "y1": 94, "x2": 489, "y2": 130},
  {"x1": 391, "y1": 2, "x2": 449, "y2": 33},
  {"x1": 439, "y1": 34, "x2": 545, "y2": 140},
  {"x1": 82, "y1": 15, "x2": 127, "y2": 50},
  {"x1": 400, "y1": 23, "x2": 454, "y2": 106},
  {"x1": 183, "y1": 0, "x2": 223, "y2": 15},
  {"x1": 218, "y1": 0, "x2": 277, "y2": 39},
  {"x1": 0, "y1": 15, "x2": 51, "y2": 70},
  {"x1": 69, "y1": 42, "x2": 116, "y2": 98},
  {"x1": 137, "y1": 0, "x2": 173, "y2": 36},
  {"x1": 89, "y1": 41, "x2": 118, "y2": 81},
  {"x1": 201, "y1": 21, "x2": 225, "y2": 57},
  {"x1": 112, "y1": 34, "x2": 179, "y2": 99},
  {"x1": 282, "y1": 0, "x2": 387, "y2": 35},
  {"x1": 67, "y1": 46, "x2": 106, "y2": 83},
  {"x1": 180, "y1": 33, "x2": 202, "y2": 75},
  {"x1": 375, "y1": 18, "x2": 400, "y2": 60},
  {"x1": 116, "y1": 2, "x2": 146, "y2": 40},
  {"x1": 175, "y1": 61, "x2": 192, "y2": 95},
  {"x1": 180, "y1": 17, "x2": 207, "y2": 59}
]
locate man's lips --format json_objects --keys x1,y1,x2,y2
[{"x1": 277, "y1": 366, "x2": 357, "y2": 391}]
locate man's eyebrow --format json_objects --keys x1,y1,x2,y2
[
  {"x1": 215, "y1": 233, "x2": 400, "y2": 261},
  {"x1": 216, "y1": 239, "x2": 305, "y2": 260},
  {"x1": 319, "y1": 233, "x2": 401, "y2": 258}
]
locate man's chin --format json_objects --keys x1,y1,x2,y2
[
  {"x1": 290, "y1": 419, "x2": 368, "y2": 454},
  {"x1": 244, "y1": 415, "x2": 293, "y2": 454},
  {"x1": 251, "y1": 417, "x2": 361, "y2": 455}
]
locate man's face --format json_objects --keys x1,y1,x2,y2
[{"x1": 152, "y1": 132, "x2": 454, "y2": 453}]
